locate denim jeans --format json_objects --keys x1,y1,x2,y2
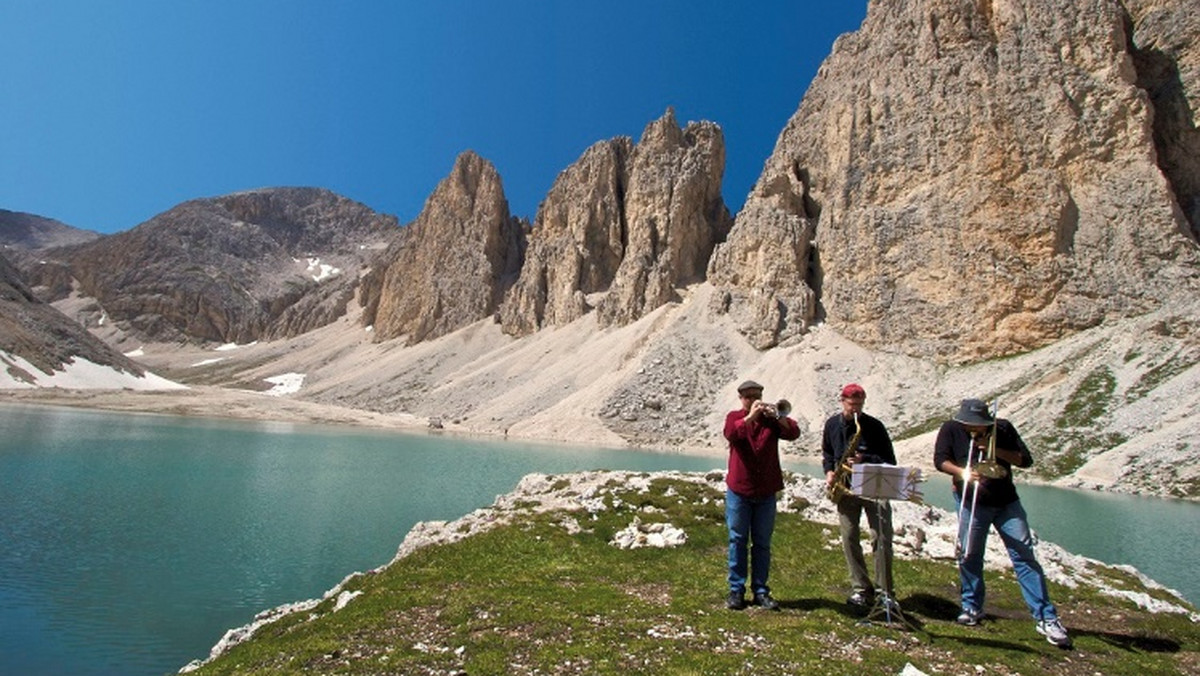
[
  {"x1": 955, "y1": 495, "x2": 1058, "y2": 621},
  {"x1": 726, "y1": 489, "x2": 777, "y2": 596}
]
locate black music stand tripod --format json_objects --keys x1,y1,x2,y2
[{"x1": 852, "y1": 464, "x2": 921, "y2": 632}]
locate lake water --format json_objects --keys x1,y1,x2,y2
[{"x1": 0, "y1": 404, "x2": 1196, "y2": 675}]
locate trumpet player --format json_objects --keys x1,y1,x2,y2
[
  {"x1": 933, "y1": 398, "x2": 1071, "y2": 648},
  {"x1": 821, "y1": 383, "x2": 897, "y2": 610},
  {"x1": 723, "y1": 380, "x2": 799, "y2": 611}
]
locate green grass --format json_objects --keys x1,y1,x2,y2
[
  {"x1": 1056, "y1": 367, "x2": 1116, "y2": 429},
  {"x1": 1127, "y1": 352, "x2": 1200, "y2": 403},
  {"x1": 190, "y1": 476, "x2": 1200, "y2": 675},
  {"x1": 1029, "y1": 368, "x2": 1127, "y2": 480}
]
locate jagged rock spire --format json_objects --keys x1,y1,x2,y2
[
  {"x1": 365, "y1": 151, "x2": 525, "y2": 344},
  {"x1": 500, "y1": 108, "x2": 732, "y2": 336}
]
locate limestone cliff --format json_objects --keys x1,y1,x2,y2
[
  {"x1": 363, "y1": 152, "x2": 525, "y2": 344},
  {"x1": 500, "y1": 109, "x2": 732, "y2": 336},
  {"x1": 1124, "y1": 0, "x2": 1200, "y2": 237},
  {"x1": 710, "y1": 0, "x2": 1200, "y2": 361}
]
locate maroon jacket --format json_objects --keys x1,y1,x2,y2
[{"x1": 724, "y1": 409, "x2": 800, "y2": 497}]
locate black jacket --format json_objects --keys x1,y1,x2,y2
[
  {"x1": 932, "y1": 418, "x2": 1032, "y2": 506},
  {"x1": 821, "y1": 412, "x2": 895, "y2": 473}
]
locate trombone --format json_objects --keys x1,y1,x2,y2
[
  {"x1": 957, "y1": 400, "x2": 1004, "y2": 562},
  {"x1": 974, "y1": 405, "x2": 1007, "y2": 480}
]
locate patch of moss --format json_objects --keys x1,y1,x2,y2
[
  {"x1": 1033, "y1": 431, "x2": 1129, "y2": 480},
  {"x1": 1057, "y1": 367, "x2": 1116, "y2": 428},
  {"x1": 1127, "y1": 352, "x2": 1200, "y2": 402}
]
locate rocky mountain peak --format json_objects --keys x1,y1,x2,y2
[
  {"x1": 364, "y1": 151, "x2": 525, "y2": 344},
  {"x1": 0, "y1": 209, "x2": 101, "y2": 251},
  {"x1": 500, "y1": 108, "x2": 732, "y2": 336},
  {"x1": 31, "y1": 187, "x2": 398, "y2": 345}
]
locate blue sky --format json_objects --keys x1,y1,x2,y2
[{"x1": 1, "y1": 1, "x2": 868, "y2": 234}]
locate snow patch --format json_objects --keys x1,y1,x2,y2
[
  {"x1": 305, "y1": 257, "x2": 341, "y2": 282},
  {"x1": 216, "y1": 341, "x2": 258, "y2": 352},
  {"x1": 124, "y1": 347, "x2": 145, "y2": 358},
  {"x1": 191, "y1": 358, "x2": 226, "y2": 367},
  {"x1": 0, "y1": 351, "x2": 187, "y2": 391},
  {"x1": 263, "y1": 373, "x2": 305, "y2": 396}
]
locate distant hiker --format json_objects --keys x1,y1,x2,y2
[
  {"x1": 723, "y1": 379, "x2": 799, "y2": 611},
  {"x1": 821, "y1": 383, "x2": 898, "y2": 611},
  {"x1": 933, "y1": 398, "x2": 1072, "y2": 648}
]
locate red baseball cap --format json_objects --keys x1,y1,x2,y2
[{"x1": 841, "y1": 383, "x2": 865, "y2": 399}]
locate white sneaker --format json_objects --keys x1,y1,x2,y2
[
  {"x1": 1036, "y1": 618, "x2": 1071, "y2": 647},
  {"x1": 956, "y1": 608, "x2": 982, "y2": 626}
]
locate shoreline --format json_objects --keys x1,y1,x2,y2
[
  {"x1": 6, "y1": 388, "x2": 1196, "y2": 503},
  {"x1": 0, "y1": 387, "x2": 733, "y2": 461}
]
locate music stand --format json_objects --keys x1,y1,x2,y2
[{"x1": 850, "y1": 463, "x2": 924, "y2": 631}]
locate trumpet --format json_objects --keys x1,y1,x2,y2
[{"x1": 764, "y1": 399, "x2": 792, "y2": 419}]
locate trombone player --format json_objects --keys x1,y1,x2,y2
[
  {"x1": 933, "y1": 398, "x2": 1071, "y2": 647},
  {"x1": 821, "y1": 383, "x2": 897, "y2": 610}
]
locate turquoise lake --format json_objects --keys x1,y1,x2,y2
[{"x1": 0, "y1": 403, "x2": 1195, "y2": 675}]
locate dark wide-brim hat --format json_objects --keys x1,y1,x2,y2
[{"x1": 954, "y1": 398, "x2": 994, "y2": 425}]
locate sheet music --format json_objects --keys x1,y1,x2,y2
[{"x1": 850, "y1": 463, "x2": 925, "y2": 503}]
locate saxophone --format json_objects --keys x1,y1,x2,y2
[{"x1": 826, "y1": 412, "x2": 861, "y2": 504}]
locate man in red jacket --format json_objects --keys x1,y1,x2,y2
[{"x1": 724, "y1": 379, "x2": 800, "y2": 611}]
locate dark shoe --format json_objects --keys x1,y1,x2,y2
[
  {"x1": 726, "y1": 591, "x2": 746, "y2": 610},
  {"x1": 846, "y1": 590, "x2": 873, "y2": 608},
  {"x1": 753, "y1": 592, "x2": 780, "y2": 611},
  {"x1": 956, "y1": 608, "x2": 982, "y2": 626}
]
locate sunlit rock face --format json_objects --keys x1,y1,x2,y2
[
  {"x1": 366, "y1": 151, "x2": 525, "y2": 345},
  {"x1": 710, "y1": 0, "x2": 1200, "y2": 361}
]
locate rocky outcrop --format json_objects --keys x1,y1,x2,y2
[
  {"x1": 596, "y1": 110, "x2": 733, "y2": 326},
  {"x1": 363, "y1": 152, "x2": 525, "y2": 344},
  {"x1": 706, "y1": 199, "x2": 817, "y2": 349},
  {"x1": 0, "y1": 252, "x2": 145, "y2": 379},
  {"x1": 501, "y1": 109, "x2": 732, "y2": 336},
  {"x1": 710, "y1": 0, "x2": 1200, "y2": 361},
  {"x1": 37, "y1": 188, "x2": 397, "y2": 344}
]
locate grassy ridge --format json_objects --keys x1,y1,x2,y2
[{"x1": 190, "y1": 475, "x2": 1199, "y2": 675}]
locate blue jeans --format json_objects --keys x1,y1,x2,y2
[
  {"x1": 955, "y1": 495, "x2": 1058, "y2": 621},
  {"x1": 726, "y1": 489, "x2": 777, "y2": 596}
]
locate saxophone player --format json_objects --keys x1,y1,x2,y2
[{"x1": 821, "y1": 383, "x2": 897, "y2": 609}]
